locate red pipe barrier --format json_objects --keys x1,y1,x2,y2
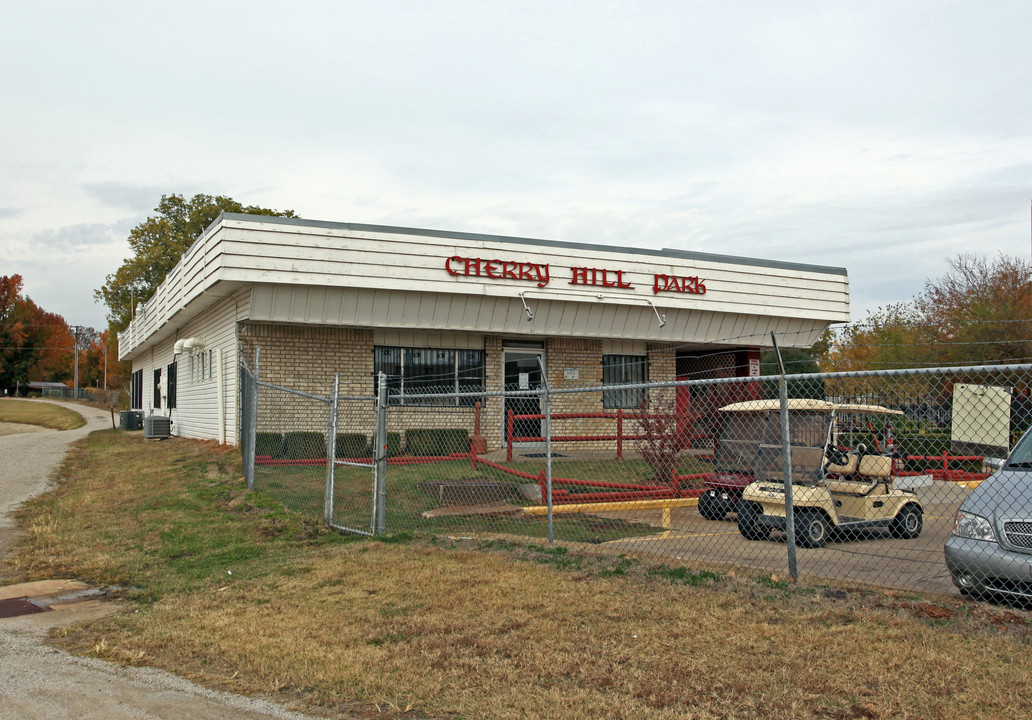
[
  {"x1": 616, "y1": 409, "x2": 623, "y2": 459},
  {"x1": 506, "y1": 410, "x2": 514, "y2": 462}
]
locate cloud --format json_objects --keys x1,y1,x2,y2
[
  {"x1": 29, "y1": 221, "x2": 131, "y2": 251},
  {"x1": 82, "y1": 182, "x2": 167, "y2": 214}
]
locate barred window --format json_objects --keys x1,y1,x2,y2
[
  {"x1": 374, "y1": 346, "x2": 485, "y2": 406},
  {"x1": 602, "y1": 354, "x2": 648, "y2": 409},
  {"x1": 131, "y1": 369, "x2": 144, "y2": 410},
  {"x1": 166, "y1": 361, "x2": 177, "y2": 409}
]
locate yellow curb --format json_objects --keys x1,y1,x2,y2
[{"x1": 522, "y1": 497, "x2": 700, "y2": 515}]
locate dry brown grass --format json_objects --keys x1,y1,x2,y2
[{"x1": 11, "y1": 432, "x2": 1032, "y2": 720}]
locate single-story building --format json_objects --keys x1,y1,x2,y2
[{"x1": 118, "y1": 213, "x2": 850, "y2": 448}]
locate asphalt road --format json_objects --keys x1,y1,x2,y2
[
  {"x1": 0, "y1": 400, "x2": 329, "y2": 720},
  {"x1": 598, "y1": 482, "x2": 970, "y2": 596}
]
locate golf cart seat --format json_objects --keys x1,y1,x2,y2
[
  {"x1": 858, "y1": 454, "x2": 892, "y2": 478},
  {"x1": 823, "y1": 478, "x2": 890, "y2": 496},
  {"x1": 823, "y1": 454, "x2": 893, "y2": 495},
  {"x1": 825, "y1": 452, "x2": 859, "y2": 475}
]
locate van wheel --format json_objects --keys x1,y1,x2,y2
[
  {"x1": 698, "y1": 490, "x2": 727, "y2": 521},
  {"x1": 795, "y1": 509, "x2": 830, "y2": 548},
  {"x1": 890, "y1": 504, "x2": 923, "y2": 539},
  {"x1": 737, "y1": 501, "x2": 771, "y2": 541}
]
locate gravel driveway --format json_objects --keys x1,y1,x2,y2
[{"x1": 0, "y1": 401, "x2": 328, "y2": 720}]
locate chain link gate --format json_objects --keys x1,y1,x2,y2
[{"x1": 240, "y1": 351, "x2": 385, "y2": 536}]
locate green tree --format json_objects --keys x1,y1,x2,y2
[
  {"x1": 95, "y1": 194, "x2": 297, "y2": 332},
  {"x1": 826, "y1": 253, "x2": 1032, "y2": 371},
  {"x1": 760, "y1": 329, "x2": 832, "y2": 399}
]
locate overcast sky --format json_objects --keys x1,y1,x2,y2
[{"x1": 3, "y1": 1, "x2": 1030, "y2": 332}]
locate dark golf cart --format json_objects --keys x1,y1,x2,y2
[{"x1": 698, "y1": 399, "x2": 836, "y2": 521}]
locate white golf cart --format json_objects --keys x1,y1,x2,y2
[{"x1": 733, "y1": 400, "x2": 923, "y2": 548}]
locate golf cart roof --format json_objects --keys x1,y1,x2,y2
[
  {"x1": 834, "y1": 403, "x2": 904, "y2": 416},
  {"x1": 718, "y1": 399, "x2": 904, "y2": 415},
  {"x1": 718, "y1": 399, "x2": 836, "y2": 413}
]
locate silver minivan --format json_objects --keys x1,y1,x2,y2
[{"x1": 945, "y1": 427, "x2": 1032, "y2": 603}]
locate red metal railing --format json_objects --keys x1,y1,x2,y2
[
  {"x1": 471, "y1": 454, "x2": 707, "y2": 505},
  {"x1": 899, "y1": 453, "x2": 992, "y2": 483},
  {"x1": 505, "y1": 408, "x2": 714, "y2": 462}
]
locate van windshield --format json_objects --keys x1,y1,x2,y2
[{"x1": 1008, "y1": 429, "x2": 1032, "y2": 466}]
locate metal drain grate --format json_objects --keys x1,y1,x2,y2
[{"x1": 0, "y1": 596, "x2": 51, "y2": 618}]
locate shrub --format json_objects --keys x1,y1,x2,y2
[
  {"x1": 334, "y1": 433, "x2": 369, "y2": 459},
  {"x1": 255, "y1": 432, "x2": 284, "y2": 458},
  {"x1": 405, "y1": 428, "x2": 470, "y2": 457},
  {"x1": 283, "y1": 431, "x2": 326, "y2": 460},
  {"x1": 367, "y1": 432, "x2": 401, "y2": 458}
]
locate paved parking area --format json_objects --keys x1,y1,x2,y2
[{"x1": 597, "y1": 482, "x2": 971, "y2": 596}]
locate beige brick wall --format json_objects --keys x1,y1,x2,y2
[{"x1": 240, "y1": 322, "x2": 683, "y2": 455}]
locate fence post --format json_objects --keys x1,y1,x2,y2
[
  {"x1": 245, "y1": 348, "x2": 260, "y2": 491},
  {"x1": 772, "y1": 333, "x2": 798, "y2": 580},
  {"x1": 374, "y1": 371, "x2": 388, "y2": 535},
  {"x1": 239, "y1": 356, "x2": 251, "y2": 489},
  {"x1": 537, "y1": 357, "x2": 554, "y2": 545},
  {"x1": 323, "y1": 373, "x2": 340, "y2": 525}
]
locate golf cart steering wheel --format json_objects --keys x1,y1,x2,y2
[{"x1": 825, "y1": 445, "x2": 849, "y2": 466}]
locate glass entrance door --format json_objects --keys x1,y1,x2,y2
[{"x1": 503, "y1": 351, "x2": 543, "y2": 443}]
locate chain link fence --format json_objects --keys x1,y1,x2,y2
[{"x1": 241, "y1": 350, "x2": 1032, "y2": 601}]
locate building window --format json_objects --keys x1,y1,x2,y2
[
  {"x1": 374, "y1": 346, "x2": 485, "y2": 406},
  {"x1": 602, "y1": 355, "x2": 648, "y2": 409},
  {"x1": 131, "y1": 369, "x2": 144, "y2": 410},
  {"x1": 167, "y1": 361, "x2": 177, "y2": 409},
  {"x1": 192, "y1": 350, "x2": 213, "y2": 382},
  {"x1": 153, "y1": 368, "x2": 162, "y2": 409}
]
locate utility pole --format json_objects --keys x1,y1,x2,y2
[{"x1": 72, "y1": 325, "x2": 81, "y2": 400}]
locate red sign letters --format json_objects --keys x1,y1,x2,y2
[
  {"x1": 446, "y1": 256, "x2": 551, "y2": 288},
  {"x1": 445, "y1": 256, "x2": 707, "y2": 297}
]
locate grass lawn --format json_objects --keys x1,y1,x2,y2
[
  {"x1": 256, "y1": 455, "x2": 709, "y2": 542},
  {"x1": 0, "y1": 398, "x2": 86, "y2": 430},
  {"x1": 5, "y1": 431, "x2": 1032, "y2": 720}
]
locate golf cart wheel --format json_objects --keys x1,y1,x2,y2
[
  {"x1": 737, "y1": 501, "x2": 771, "y2": 541},
  {"x1": 698, "y1": 490, "x2": 727, "y2": 521},
  {"x1": 889, "y1": 503, "x2": 923, "y2": 539},
  {"x1": 795, "y1": 509, "x2": 830, "y2": 548}
]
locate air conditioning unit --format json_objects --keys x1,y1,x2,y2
[
  {"x1": 144, "y1": 414, "x2": 172, "y2": 439},
  {"x1": 119, "y1": 411, "x2": 143, "y2": 431}
]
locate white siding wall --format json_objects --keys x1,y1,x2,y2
[
  {"x1": 128, "y1": 288, "x2": 250, "y2": 444},
  {"x1": 217, "y1": 221, "x2": 849, "y2": 321},
  {"x1": 171, "y1": 288, "x2": 250, "y2": 444}
]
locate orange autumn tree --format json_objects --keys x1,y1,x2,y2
[
  {"x1": 824, "y1": 254, "x2": 1032, "y2": 372},
  {"x1": 0, "y1": 274, "x2": 73, "y2": 390}
]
